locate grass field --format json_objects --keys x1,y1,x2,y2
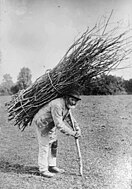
[{"x1": 0, "y1": 95, "x2": 132, "y2": 189}]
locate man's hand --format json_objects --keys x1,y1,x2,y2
[
  {"x1": 76, "y1": 126, "x2": 81, "y2": 134},
  {"x1": 74, "y1": 129, "x2": 81, "y2": 138}
]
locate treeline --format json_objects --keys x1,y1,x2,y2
[
  {"x1": 0, "y1": 67, "x2": 32, "y2": 96},
  {"x1": 0, "y1": 67, "x2": 132, "y2": 96},
  {"x1": 82, "y1": 74, "x2": 129, "y2": 95}
]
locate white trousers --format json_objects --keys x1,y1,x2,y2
[{"x1": 35, "y1": 123, "x2": 57, "y2": 172}]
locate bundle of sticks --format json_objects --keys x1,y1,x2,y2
[{"x1": 7, "y1": 17, "x2": 132, "y2": 131}]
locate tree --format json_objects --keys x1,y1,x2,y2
[
  {"x1": 0, "y1": 74, "x2": 14, "y2": 95},
  {"x1": 10, "y1": 84, "x2": 20, "y2": 94},
  {"x1": 82, "y1": 74, "x2": 126, "y2": 95},
  {"x1": 17, "y1": 67, "x2": 32, "y2": 90},
  {"x1": 124, "y1": 79, "x2": 132, "y2": 94}
]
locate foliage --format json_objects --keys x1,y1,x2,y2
[
  {"x1": 0, "y1": 74, "x2": 14, "y2": 96},
  {"x1": 17, "y1": 67, "x2": 32, "y2": 90},
  {"x1": 0, "y1": 67, "x2": 32, "y2": 96},
  {"x1": 123, "y1": 79, "x2": 132, "y2": 94},
  {"x1": 10, "y1": 84, "x2": 20, "y2": 94},
  {"x1": 83, "y1": 74, "x2": 126, "y2": 95}
]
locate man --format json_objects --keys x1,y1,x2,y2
[{"x1": 32, "y1": 90, "x2": 81, "y2": 178}]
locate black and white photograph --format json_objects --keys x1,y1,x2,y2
[{"x1": 0, "y1": 0, "x2": 132, "y2": 188}]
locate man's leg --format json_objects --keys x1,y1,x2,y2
[
  {"x1": 35, "y1": 122, "x2": 55, "y2": 177},
  {"x1": 48, "y1": 132, "x2": 65, "y2": 174},
  {"x1": 38, "y1": 142, "x2": 49, "y2": 172},
  {"x1": 48, "y1": 140, "x2": 57, "y2": 167}
]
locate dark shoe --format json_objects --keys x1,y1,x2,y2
[
  {"x1": 49, "y1": 166, "x2": 65, "y2": 173},
  {"x1": 40, "y1": 170, "x2": 55, "y2": 178}
]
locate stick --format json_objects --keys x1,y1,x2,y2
[
  {"x1": 75, "y1": 137, "x2": 83, "y2": 176},
  {"x1": 69, "y1": 112, "x2": 83, "y2": 176}
]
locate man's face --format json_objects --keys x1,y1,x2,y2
[{"x1": 66, "y1": 96, "x2": 79, "y2": 109}]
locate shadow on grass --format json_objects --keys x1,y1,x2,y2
[
  {"x1": 0, "y1": 160, "x2": 40, "y2": 176},
  {"x1": 0, "y1": 160, "x2": 78, "y2": 177}
]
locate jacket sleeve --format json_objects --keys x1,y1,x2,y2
[
  {"x1": 51, "y1": 104, "x2": 76, "y2": 136},
  {"x1": 68, "y1": 110, "x2": 80, "y2": 131}
]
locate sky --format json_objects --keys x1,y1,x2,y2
[{"x1": 0, "y1": 0, "x2": 132, "y2": 83}]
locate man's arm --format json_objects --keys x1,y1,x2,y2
[
  {"x1": 68, "y1": 110, "x2": 81, "y2": 131},
  {"x1": 51, "y1": 104, "x2": 76, "y2": 136},
  {"x1": 63, "y1": 110, "x2": 81, "y2": 138}
]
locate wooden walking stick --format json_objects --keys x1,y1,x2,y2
[
  {"x1": 69, "y1": 113, "x2": 83, "y2": 176},
  {"x1": 74, "y1": 136, "x2": 83, "y2": 176}
]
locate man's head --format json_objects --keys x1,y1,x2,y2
[{"x1": 64, "y1": 90, "x2": 81, "y2": 109}]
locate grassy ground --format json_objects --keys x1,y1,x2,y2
[{"x1": 0, "y1": 95, "x2": 132, "y2": 189}]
